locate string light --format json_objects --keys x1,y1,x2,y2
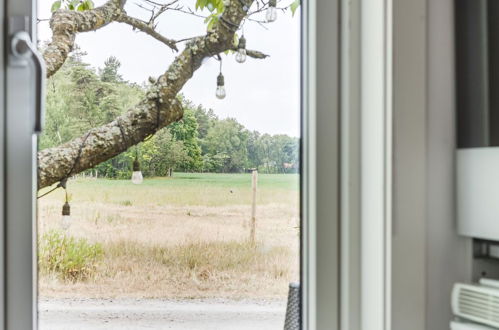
[
  {"x1": 131, "y1": 148, "x2": 143, "y2": 184},
  {"x1": 60, "y1": 187, "x2": 71, "y2": 231},
  {"x1": 235, "y1": 35, "x2": 247, "y2": 63},
  {"x1": 216, "y1": 60, "x2": 226, "y2": 99},
  {"x1": 266, "y1": 0, "x2": 277, "y2": 22}
]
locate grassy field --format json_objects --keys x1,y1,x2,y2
[{"x1": 37, "y1": 173, "x2": 300, "y2": 299}]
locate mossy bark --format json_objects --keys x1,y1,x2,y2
[{"x1": 43, "y1": 0, "x2": 126, "y2": 78}]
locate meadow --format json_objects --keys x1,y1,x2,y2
[{"x1": 37, "y1": 173, "x2": 300, "y2": 299}]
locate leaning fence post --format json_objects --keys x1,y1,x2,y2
[{"x1": 250, "y1": 169, "x2": 258, "y2": 243}]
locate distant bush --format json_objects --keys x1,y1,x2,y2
[
  {"x1": 38, "y1": 230, "x2": 103, "y2": 281},
  {"x1": 119, "y1": 200, "x2": 132, "y2": 206}
]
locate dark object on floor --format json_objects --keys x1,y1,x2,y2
[{"x1": 284, "y1": 282, "x2": 301, "y2": 330}]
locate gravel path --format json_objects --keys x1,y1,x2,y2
[{"x1": 38, "y1": 298, "x2": 286, "y2": 330}]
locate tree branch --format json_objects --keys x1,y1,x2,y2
[
  {"x1": 143, "y1": 0, "x2": 180, "y2": 23},
  {"x1": 233, "y1": 48, "x2": 269, "y2": 59},
  {"x1": 43, "y1": 0, "x2": 127, "y2": 78},
  {"x1": 38, "y1": 0, "x2": 254, "y2": 189},
  {"x1": 115, "y1": 13, "x2": 178, "y2": 51}
]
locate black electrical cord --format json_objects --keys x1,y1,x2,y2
[
  {"x1": 37, "y1": 182, "x2": 62, "y2": 199},
  {"x1": 37, "y1": 177, "x2": 67, "y2": 199},
  {"x1": 37, "y1": 132, "x2": 90, "y2": 199}
]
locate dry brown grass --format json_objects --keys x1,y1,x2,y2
[{"x1": 38, "y1": 174, "x2": 300, "y2": 299}]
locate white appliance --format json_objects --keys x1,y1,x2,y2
[
  {"x1": 451, "y1": 320, "x2": 496, "y2": 330},
  {"x1": 452, "y1": 280, "x2": 499, "y2": 328},
  {"x1": 457, "y1": 148, "x2": 499, "y2": 241}
]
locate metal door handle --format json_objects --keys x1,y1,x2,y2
[{"x1": 11, "y1": 31, "x2": 46, "y2": 133}]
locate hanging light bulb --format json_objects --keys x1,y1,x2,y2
[
  {"x1": 236, "y1": 48, "x2": 247, "y2": 63},
  {"x1": 60, "y1": 188, "x2": 71, "y2": 230},
  {"x1": 235, "y1": 35, "x2": 247, "y2": 63},
  {"x1": 266, "y1": 0, "x2": 277, "y2": 22},
  {"x1": 131, "y1": 152, "x2": 143, "y2": 184},
  {"x1": 216, "y1": 73, "x2": 226, "y2": 99},
  {"x1": 61, "y1": 202, "x2": 71, "y2": 230}
]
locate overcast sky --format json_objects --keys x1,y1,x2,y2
[{"x1": 37, "y1": 0, "x2": 301, "y2": 137}]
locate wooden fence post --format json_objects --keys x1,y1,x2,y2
[{"x1": 250, "y1": 169, "x2": 258, "y2": 243}]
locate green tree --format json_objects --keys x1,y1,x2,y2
[
  {"x1": 246, "y1": 130, "x2": 261, "y2": 170},
  {"x1": 205, "y1": 118, "x2": 249, "y2": 172},
  {"x1": 270, "y1": 135, "x2": 299, "y2": 173},
  {"x1": 192, "y1": 106, "x2": 217, "y2": 140},
  {"x1": 99, "y1": 56, "x2": 123, "y2": 83},
  {"x1": 140, "y1": 130, "x2": 190, "y2": 177},
  {"x1": 169, "y1": 108, "x2": 202, "y2": 171}
]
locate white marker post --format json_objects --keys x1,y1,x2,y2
[{"x1": 250, "y1": 169, "x2": 258, "y2": 243}]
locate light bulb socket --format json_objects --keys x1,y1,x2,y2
[
  {"x1": 217, "y1": 73, "x2": 225, "y2": 87},
  {"x1": 238, "y1": 35, "x2": 246, "y2": 50},
  {"x1": 133, "y1": 158, "x2": 141, "y2": 171},
  {"x1": 269, "y1": 0, "x2": 276, "y2": 7},
  {"x1": 62, "y1": 202, "x2": 71, "y2": 216}
]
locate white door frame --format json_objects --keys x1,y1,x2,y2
[
  {"x1": 4, "y1": 0, "x2": 39, "y2": 329},
  {"x1": 301, "y1": 0, "x2": 340, "y2": 328},
  {"x1": 302, "y1": 0, "x2": 393, "y2": 328},
  {"x1": 305, "y1": 0, "x2": 461, "y2": 329},
  {"x1": 360, "y1": 0, "x2": 393, "y2": 328}
]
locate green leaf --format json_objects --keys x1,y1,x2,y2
[
  {"x1": 207, "y1": 16, "x2": 218, "y2": 31},
  {"x1": 233, "y1": 33, "x2": 239, "y2": 48},
  {"x1": 196, "y1": 0, "x2": 225, "y2": 14},
  {"x1": 51, "y1": 0, "x2": 62, "y2": 12},
  {"x1": 216, "y1": 0, "x2": 224, "y2": 12},
  {"x1": 290, "y1": 0, "x2": 300, "y2": 15},
  {"x1": 205, "y1": 13, "x2": 220, "y2": 31},
  {"x1": 86, "y1": 0, "x2": 94, "y2": 9},
  {"x1": 78, "y1": 0, "x2": 92, "y2": 11},
  {"x1": 69, "y1": 0, "x2": 80, "y2": 10},
  {"x1": 196, "y1": 0, "x2": 208, "y2": 10}
]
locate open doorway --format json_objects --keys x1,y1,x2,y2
[{"x1": 35, "y1": 0, "x2": 301, "y2": 328}]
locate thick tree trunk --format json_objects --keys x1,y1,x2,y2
[
  {"x1": 38, "y1": 0, "x2": 253, "y2": 189},
  {"x1": 38, "y1": 99, "x2": 183, "y2": 188}
]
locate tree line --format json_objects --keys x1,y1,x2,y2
[{"x1": 41, "y1": 51, "x2": 299, "y2": 179}]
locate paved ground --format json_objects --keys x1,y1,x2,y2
[{"x1": 38, "y1": 298, "x2": 286, "y2": 330}]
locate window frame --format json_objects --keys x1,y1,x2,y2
[
  {"x1": 1, "y1": 0, "x2": 400, "y2": 329},
  {"x1": 302, "y1": 0, "x2": 393, "y2": 328}
]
